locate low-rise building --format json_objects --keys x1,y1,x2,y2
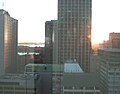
[
  {"x1": 63, "y1": 73, "x2": 100, "y2": 94},
  {"x1": 0, "y1": 74, "x2": 35, "y2": 94},
  {"x1": 25, "y1": 61, "x2": 100, "y2": 94}
]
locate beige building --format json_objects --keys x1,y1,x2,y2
[
  {"x1": 0, "y1": 9, "x2": 18, "y2": 74},
  {"x1": 109, "y1": 32, "x2": 120, "y2": 48}
]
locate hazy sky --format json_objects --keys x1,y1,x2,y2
[
  {"x1": 1, "y1": 0, "x2": 120, "y2": 44},
  {"x1": 3, "y1": 0, "x2": 57, "y2": 43}
]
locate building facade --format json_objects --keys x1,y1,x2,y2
[
  {"x1": 98, "y1": 48, "x2": 120, "y2": 94},
  {"x1": 109, "y1": 32, "x2": 120, "y2": 48},
  {"x1": 0, "y1": 9, "x2": 18, "y2": 74},
  {"x1": 63, "y1": 73, "x2": 100, "y2": 94},
  {"x1": 0, "y1": 74, "x2": 35, "y2": 94},
  {"x1": 45, "y1": 20, "x2": 58, "y2": 64},
  {"x1": 58, "y1": 0, "x2": 92, "y2": 72}
]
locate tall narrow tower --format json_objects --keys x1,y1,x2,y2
[
  {"x1": 0, "y1": 9, "x2": 18, "y2": 74},
  {"x1": 45, "y1": 20, "x2": 58, "y2": 64},
  {"x1": 58, "y1": 0, "x2": 92, "y2": 72}
]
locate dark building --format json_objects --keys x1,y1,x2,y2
[
  {"x1": 17, "y1": 46, "x2": 45, "y2": 73},
  {"x1": 57, "y1": 0, "x2": 92, "y2": 72},
  {"x1": 45, "y1": 20, "x2": 58, "y2": 64},
  {"x1": 11, "y1": 17, "x2": 18, "y2": 73},
  {"x1": 63, "y1": 73, "x2": 100, "y2": 94},
  {"x1": 34, "y1": 47, "x2": 45, "y2": 64}
]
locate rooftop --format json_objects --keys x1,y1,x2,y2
[
  {"x1": 25, "y1": 62, "x2": 83, "y2": 73},
  {"x1": 99, "y1": 48, "x2": 120, "y2": 52},
  {"x1": 63, "y1": 73, "x2": 98, "y2": 88}
]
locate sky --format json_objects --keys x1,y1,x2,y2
[
  {"x1": 1, "y1": 0, "x2": 120, "y2": 44},
  {"x1": 2, "y1": 0, "x2": 57, "y2": 43}
]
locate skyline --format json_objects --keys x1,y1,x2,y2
[{"x1": 1, "y1": 0, "x2": 120, "y2": 44}]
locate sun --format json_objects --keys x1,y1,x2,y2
[{"x1": 91, "y1": 32, "x2": 109, "y2": 45}]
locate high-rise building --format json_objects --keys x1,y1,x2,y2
[
  {"x1": 98, "y1": 48, "x2": 120, "y2": 94},
  {"x1": 58, "y1": 0, "x2": 92, "y2": 72},
  {"x1": 11, "y1": 17, "x2": 18, "y2": 72},
  {"x1": 45, "y1": 20, "x2": 58, "y2": 64},
  {"x1": 0, "y1": 9, "x2": 18, "y2": 74}
]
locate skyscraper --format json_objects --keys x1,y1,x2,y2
[
  {"x1": 0, "y1": 9, "x2": 18, "y2": 74},
  {"x1": 58, "y1": 0, "x2": 92, "y2": 72},
  {"x1": 45, "y1": 20, "x2": 58, "y2": 64}
]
